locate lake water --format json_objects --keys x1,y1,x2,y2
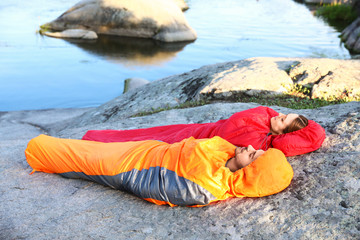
[{"x1": 0, "y1": 0, "x2": 352, "y2": 111}]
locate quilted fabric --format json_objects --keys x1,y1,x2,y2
[
  {"x1": 82, "y1": 106, "x2": 326, "y2": 156},
  {"x1": 25, "y1": 135, "x2": 293, "y2": 207}
]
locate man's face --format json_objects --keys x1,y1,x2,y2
[{"x1": 234, "y1": 145, "x2": 265, "y2": 169}]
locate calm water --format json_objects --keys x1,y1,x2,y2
[{"x1": 0, "y1": 0, "x2": 351, "y2": 111}]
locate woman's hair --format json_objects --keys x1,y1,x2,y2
[{"x1": 283, "y1": 115, "x2": 308, "y2": 134}]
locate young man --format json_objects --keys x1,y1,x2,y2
[{"x1": 25, "y1": 134, "x2": 293, "y2": 207}]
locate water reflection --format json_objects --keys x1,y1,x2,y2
[
  {"x1": 0, "y1": 0, "x2": 352, "y2": 111},
  {"x1": 65, "y1": 35, "x2": 193, "y2": 66}
]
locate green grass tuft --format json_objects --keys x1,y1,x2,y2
[
  {"x1": 129, "y1": 86, "x2": 360, "y2": 118},
  {"x1": 316, "y1": 4, "x2": 358, "y2": 25},
  {"x1": 37, "y1": 24, "x2": 52, "y2": 35}
]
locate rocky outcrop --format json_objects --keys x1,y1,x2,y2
[
  {"x1": 288, "y1": 58, "x2": 360, "y2": 99},
  {"x1": 0, "y1": 57, "x2": 359, "y2": 239},
  {"x1": 63, "y1": 57, "x2": 359, "y2": 127},
  {"x1": 341, "y1": 17, "x2": 360, "y2": 53},
  {"x1": 0, "y1": 102, "x2": 359, "y2": 239},
  {"x1": 340, "y1": 0, "x2": 360, "y2": 53},
  {"x1": 42, "y1": 0, "x2": 197, "y2": 42}
]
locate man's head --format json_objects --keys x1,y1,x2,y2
[
  {"x1": 226, "y1": 145, "x2": 264, "y2": 172},
  {"x1": 232, "y1": 147, "x2": 293, "y2": 197}
]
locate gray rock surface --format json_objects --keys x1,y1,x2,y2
[
  {"x1": 64, "y1": 57, "x2": 360, "y2": 128},
  {"x1": 288, "y1": 58, "x2": 360, "y2": 99},
  {"x1": 1, "y1": 101, "x2": 359, "y2": 239},
  {"x1": 43, "y1": 29, "x2": 98, "y2": 40},
  {"x1": 342, "y1": 17, "x2": 360, "y2": 54},
  {"x1": 123, "y1": 77, "x2": 150, "y2": 93},
  {"x1": 0, "y1": 57, "x2": 359, "y2": 239},
  {"x1": 43, "y1": 0, "x2": 197, "y2": 42}
]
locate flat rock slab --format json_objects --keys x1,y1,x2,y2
[
  {"x1": 199, "y1": 57, "x2": 292, "y2": 98},
  {"x1": 0, "y1": 101, "x2": 359, "y2": 239}
]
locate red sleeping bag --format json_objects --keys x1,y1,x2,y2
[{"x1": 82, "y1": 106, "x2": 326, "y2": 156}]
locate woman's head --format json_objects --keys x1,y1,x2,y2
[{"x1": 270, "y1": 113, "x2": 308, "y2": 135}]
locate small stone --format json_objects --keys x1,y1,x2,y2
[
  {"x1": 340, "y1": 201, "x2": 349, "y2": 209},
  {"x1": 123, "y1": 78, "x2": 150, "y2": 93},
  {"x1": 43, "y1": 29, "x2": 98, "y2": 40}
]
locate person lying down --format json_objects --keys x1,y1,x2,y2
[
  {"x1": 82, "y1": 106, "x2": 326, "y2": 157},
  {"x1": 25, "y1": 135, "x2": 293, "y2": 207}
]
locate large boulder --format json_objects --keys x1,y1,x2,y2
[
  {"x1": 198, "y1": 58, "x2": 293, "y2": 99},
  {"x1": 341, "y1": 17, "x2": 360, "y2": 53},
  {"x1": 62, "y1": 57, "x2": 360, "y2": 127},
  {"x1": 42, "y1": 0, "x2": 197, "y2": 42},
  {"x1": 288, "y1": 58, "x2": 360, "y2": 99},
  {"x1": 340, "y1": 0, "x2": 360, "y2": 53}
]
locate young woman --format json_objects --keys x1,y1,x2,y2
[
  {"x1": 25, "y1": 134, "x2": 293, "y2": 207},
  {"x1": 82, "y1": 106, "x2": 325, "y2": 156}
]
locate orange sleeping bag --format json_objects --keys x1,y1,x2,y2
[{"x1": 25, "y1": 135, "x2": 293, "y2": 207}]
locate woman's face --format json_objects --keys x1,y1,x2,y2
[
  {"x1": 270, "y1": 113, "x2": 299, "y2": 135},
  {"x1": 234, "y1": 145, "x2": 265, "y2": 169}
]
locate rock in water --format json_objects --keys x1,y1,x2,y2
[
  {"x1": 43, "y1": 0, "x2": 197, "y2": 42},
  {"x1": 43, "y1": 29, "x2": 98, "y2": 39},
  {"x1": 341, "y1": 17, "x2": 360, "y2": 54},
  {"x1": 123, "y1": 78, "x2": 150, "y2": 93}
]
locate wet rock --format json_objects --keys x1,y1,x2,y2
[
  {"x1": 43, "y1": 0, "x2": 197, "y2": 42},
  {"x1": 43, "y1": 29, "x2": 98, "y2": 40},
  {"x1": 341, "y1": 17, "x2": 360, "y2": 53},
  {"x1": 123, "y1": 78, "x2": 150, "y2": 93}
]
